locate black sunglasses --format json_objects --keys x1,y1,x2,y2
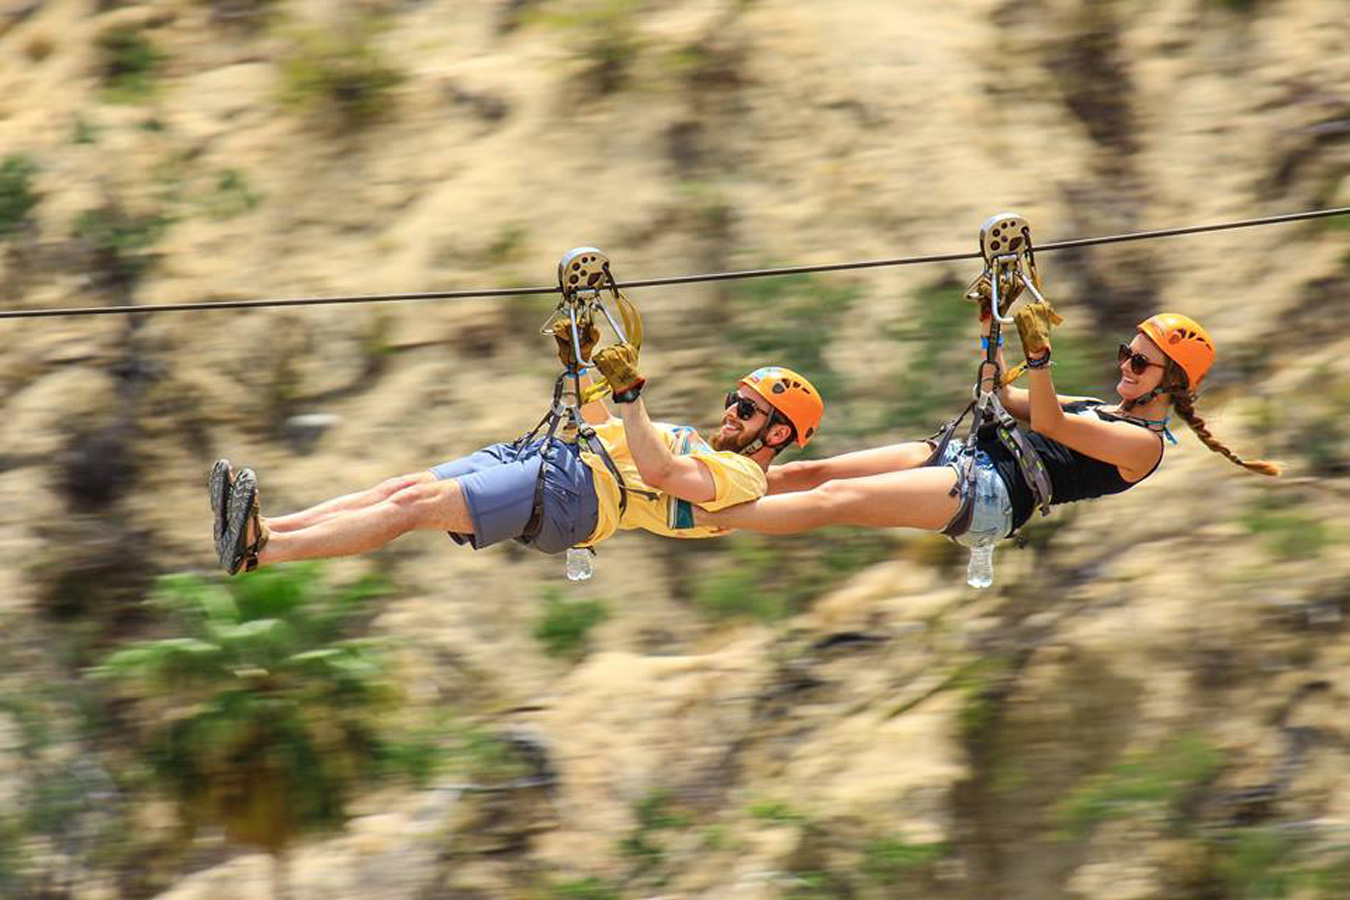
[
  {"x1": 1118, "y1": 343, "x2": 1167, "y2": 376},
  {"x1": 725, "y1": 391, "x2": 771, "y2": 421}
]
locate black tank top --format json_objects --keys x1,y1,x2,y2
[{"x1": 976, "y1": 400, "x2": 1164, "y2": 530}]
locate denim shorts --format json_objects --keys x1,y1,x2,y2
[
  {"x1": 429, "y1": 438, "x2": 598, "y2": 555},
  {"x1": 937, "y1": 438, "x2": 1014, "y2": 546}
]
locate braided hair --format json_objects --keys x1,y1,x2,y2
[{"x1": 1128, "y1": 360, "x2": 1282, "y2": 477}]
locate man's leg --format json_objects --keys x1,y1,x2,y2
[
  {"x1": 257, "y1": 475, "x2": 474, "y2": 565},
  {"x1": 266, "y1": 472, "x2": 437, "y2": 533}
]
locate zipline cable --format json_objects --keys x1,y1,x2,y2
[{"x1": 2, "y1": 206, "x2": 1347, "y2": 321}]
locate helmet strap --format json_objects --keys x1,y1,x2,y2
[{"x1": 740, "y1": 411, "x2": 791, "y2": 457}]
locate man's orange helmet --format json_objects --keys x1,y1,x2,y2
[
  {"x1": 1137, "y1": 313, "x2": 1215, "y2": 390},
  {"x1": 740, "y1": 366, "x2": 824, "y2": 447}
]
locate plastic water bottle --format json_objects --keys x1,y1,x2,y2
[
  {"x1": 565, "y1": 547, "x2": 593, "y2": 582},
  {"x1": 966, "y1": 537, "x2": 995, "y2": 589}
]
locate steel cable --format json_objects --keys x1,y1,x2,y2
[{"x1": 2, "y1": 206, "x2": 1346, "y2": 321}]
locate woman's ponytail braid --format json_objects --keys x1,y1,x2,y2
[{"x1": 1171, "y1": 392, "x2": 1282, "y2": 477}]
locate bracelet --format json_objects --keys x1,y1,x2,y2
[
  {"x1": 612, "y1": 379, "x2": 646, "y2": 403},
  {"x1": 1025, "y1": 351, "x2": 1053, "y2": 370},
  {"x1": 980, "y1": 336, "x2": 1004, "y2": 349}
]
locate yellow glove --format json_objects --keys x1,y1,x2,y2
[
  {"x1": 552, "y1": 318, "x2": 600, "y2": 370},
  {"x1": 1014, "y1": 300, "x2": 1063, "y2": 359},
  {"x1": 593, "y1": 342, "x2": 645, "y2": 401}
]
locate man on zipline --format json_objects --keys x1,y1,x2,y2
[{"x1": 211, "y1": 320, "x2": 824, "y2": 574}]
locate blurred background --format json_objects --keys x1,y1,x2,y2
[{"x1": 1, "y1": 0, "x2": 1348, "y2": 898}]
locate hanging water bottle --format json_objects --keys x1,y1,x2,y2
[
  {"x1": 966, "y1": 537, "x2": 995, "y2": 589},
  {"x1": 565, "y1": 547, "x2": 593, "y2": 582}
]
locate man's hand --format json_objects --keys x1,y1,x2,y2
[
  {"x1": 965, "y1": 269, "x2": 1024, "y2": 321},
  {"x1": 593, "y1": 342, "x2": 645, "y2": 401},
  {"x1": 1014, "y1": 299, "x2": 1063, "y2": 359},
  {"x1": 552, "y1": 318, "x2": 600, "y2": 370}
]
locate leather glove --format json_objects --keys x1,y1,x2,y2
[
  {"x1": 593, "y1": 342, "x2": 645, "y2": 401},
  {"x1": 964, "y1": 269, "x2": 1024, "y2": 321},
  {"x1": 1014, "y1": 299, "x2": 1063, "y2": 359},
  {"x1": 552, "y1": 318, "x2": 600, "y2": 369}
]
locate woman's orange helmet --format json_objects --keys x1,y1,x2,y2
[
  {"x1": 740, "y1": 367, "x2": 824, "y2": 447},
  {"x1": 1138, "y1": 313, "x2": 1215, "y2": 390}
]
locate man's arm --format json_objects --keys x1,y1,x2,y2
[{"x1": 615, "y1": 399, "x2": 717, "y2": 503}]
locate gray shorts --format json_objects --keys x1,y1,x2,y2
[
  {"x1": 430, "y1": 438, "x2": 598, "y2": 555},
  {"x1": 937, "y1": 438, "x2": 1014, "y2": 545}
]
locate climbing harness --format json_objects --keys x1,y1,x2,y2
[
  {"x1": 926, "y1": 213, "x2": 1054, "y2": 540},
  {"x1": 515, "y1": 248, "x2": 655, "y2": 545}
]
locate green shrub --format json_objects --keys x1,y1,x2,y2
[
  {"x1": 884, "y1": 280, "x2": 1102, "y2": 438},
  {"x1": 1054, "y1": 734, "x2": 1222, "y2": 839},
  {"x1": 620, "y1": 790, "x2": 692, "y2": 878},
  {"x1": 720, "y1": 272, "x2": 860, "y2": 414},
  {"x1": 72, "y1": 201, "x2": 172, "y2": 289},
  {"x1": 96, "y1": 24, "x2": 164, "y2": 102},
  {"x1": 207, "y1": 168, "x2": 262, "y2": 218},
  {"x1": 279, "y1": 19, "x2": 405, "y2": 129},
  {"x1": 534, "y1": 588, "x2": 609, "y2": 660},
  {"x1": 0, "y1": 154, "x2": 39, "y2": 238},
  {"x1": 91, "y1": 566, "x2": 420, "y2": 856},
  {"x1": 548, "y1": 876, "x2": 622, "y2": 900},
  {"x1": 1240, "y1": 494, "x2": 1331, "y2": 561},
  {"x1": 531, "y1": 0, "x2": 645, "y2": 94},
  {"x1": 861, "y1": 835, "x2": 948, "y2": 884},
  {"x1": 1208, "y1": 825, "x2": 1350, "y2": 900},
  {"x1": 692, "y1": 531, "x2": 892, "y2": 623},
  {"x1": 748, "y1": 797, "x2": 807, "y2": 824}
]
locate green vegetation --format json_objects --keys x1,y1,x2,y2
[
  {"x1": 1204, "y1": 825, "x2": 1350, "y2": 900},
  {"x1": 73, "y1": 201, "x2": 172, "y2": 289},
  {"x1": 207, "y1": 168, "x2": 263, "y2": 219},
  {"x1": 748, "y1": 797, "x2": 807, "y2": 824},
  {"x1": 534, "y1": 587, "x2": 609, "y2": 660},
  {"x1": 92, "y1": 565, "x2": 434, "y2": 860},
  {"x1": 1054, "y1": 734, "x2": 1223, "y2": 839},
  {"x1": 531, "y1": 0, "x2": 645, "y2": 94},
  {"x1": 692, "y1": 531, "x2": 893, "y2": 623},
  {"x1": 95, "y1": 24, "x2": 165, "y2": 102},
  {"x1": 885, "y1": 280, "x2": 1101, "y2": 437},
  {"x1": 720, "y1": 272, "x2": 861, "y2": 418},
  {"x1": 1240, "y1": 494, "x2": 1332, "y2": 561},
  {"x1": 0, "y1": 154, "x2": 39, "y2": 238},
  {"x1": 547, "y1": 876, "x2": 623, "y2": 900},
  {"x1": 861, "y1": 835, "x2": 947, "y2": 883},
  {"x1": 279, "y1": 18, "x2": 406, "y2": 129},
  {"x1": 619, "y1": 789, "x2": 692, "y2": 878}
]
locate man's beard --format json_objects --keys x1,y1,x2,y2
[{"x1": 710, "y1": 424, "x2": 757, "y2": 453}]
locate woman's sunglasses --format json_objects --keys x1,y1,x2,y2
[
  {"x1": 725, "y1": 391, "x2": 771, "y2": 421},
  {"x1": 1118, "y1": 344, "x2": 1167, "y2": 376}
]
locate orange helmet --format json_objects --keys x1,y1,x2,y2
[
  {"x1": 1137, "y1": 313, "x2": 1215, "y2": 390},
  {"x1": 740, "y1": 366, "x2": 824, "y2": 447}
]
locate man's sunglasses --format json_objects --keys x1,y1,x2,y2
[
  {"x1": 725, "y1": 391, "x2": 771, "y2": 421},
  {"x1": 1118, "y1": 344, "x2": 1167, "y2": 376}
]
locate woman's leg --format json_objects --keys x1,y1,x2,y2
[
  {"x1": 258, "y1": 476, "x2": 473, "y2": 565},
  {"x1": 266, "y1": 472, "x2": 437, "y2": 533},
  {"x1": 700, "y1": 466, "x2": 961, "y2": 535}
]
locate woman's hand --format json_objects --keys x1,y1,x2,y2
[{"x1": 1014, "y1": 300, "x2": 1063, "y2": 360}]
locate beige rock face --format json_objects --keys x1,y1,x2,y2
[{"x1": 0, "y1": 1, "x2": 1348, "y2": 898}]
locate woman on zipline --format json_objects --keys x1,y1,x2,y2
[{"x1": 694, "y1": 283, "x2": 1280, "y2": 545}]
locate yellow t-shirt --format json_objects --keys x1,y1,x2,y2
[{"x1": 578, "y1": 418, "x2": 768, "y2": 545}]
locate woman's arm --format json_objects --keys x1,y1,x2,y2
[
  {"x1": 766, "y1": 443, "x2": 934, "y2": 494},
  {"x1": 1023, "y1": 354, "x2": 1161, "y2": 481}
]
